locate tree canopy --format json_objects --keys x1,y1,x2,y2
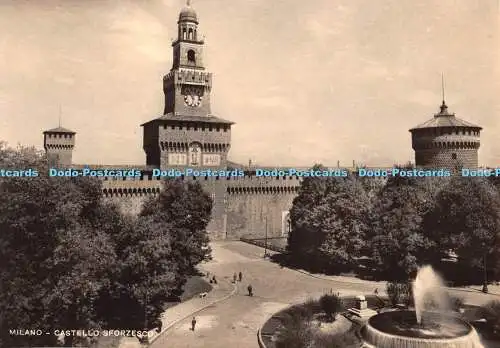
[
  {"x1": 368, "y1": 176, "x2": 442, "y2": 280},
  {"x1": 288, "y1": 165, "x2": 371, "y2": 272},
  {"x1": 424, "y1": 177, "x2": 500, "y2": 270},
  {"x1": 0, "y1": 142, "x2": 213, "y2": 347}
]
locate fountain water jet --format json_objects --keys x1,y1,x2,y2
[
  {"x1": 361, "y1": 265, "x2": 484, "y2": 348},
  {"x1": 413, "y1": 265, "x2": 450, "y2": 324}
]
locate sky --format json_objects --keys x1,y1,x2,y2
[{"x1": 0, "y1": 0, "x2": 499, "y2": 167}]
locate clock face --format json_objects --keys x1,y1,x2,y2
[{"x1": 183, "y1": 86, "x2": 203, "y2": 107}]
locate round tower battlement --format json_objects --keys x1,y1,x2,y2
[{"x1": 409, "y1": 101, "x2": 481, "y2": 169}]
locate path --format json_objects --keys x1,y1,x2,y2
[
  {"x1": 146, "y1": 241, "x2": 500, "y2": 348},
  {"x1": 118, "y1": 257, "x2": 236, "y2": 348}
]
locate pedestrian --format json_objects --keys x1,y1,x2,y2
[
  {"x1": 247, "y1": 284, "x2": 253, "y2": 296},
  {"x1": 238, "y1": 271, "x2": 242, "y2": 282},
  {"x1": 374, "y1": 288, "x2": 379, "y2": 295},
  {"x1": 233, "y1": 273, "x2": 237, "y2": 283},
  {"x1": 191, "y1": 317, "x2": 197, "y2": 331},
  {"x1": 212, "y1": 275, "x2": 217, "y2": 284}
]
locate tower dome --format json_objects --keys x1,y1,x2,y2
[{"x1": 178, "y1": 1, "x2": 198, "y2": 24}]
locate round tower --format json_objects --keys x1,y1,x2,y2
[
  {"x1": 409, "y1": 101, "x2": 481, "y2": 169},
  {"x1": 43, "y1": 126, "x2": 76, "y2": 167}
]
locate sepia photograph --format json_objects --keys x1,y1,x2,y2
[{"x1": 1, "y1": 0, "x2": 500, "y2": 347}]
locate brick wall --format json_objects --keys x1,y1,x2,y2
[
  {"x1": 411, "y1": 126, "x2": 480, "y2": 169},
  {"x1": 101, "y1": 175, "x2": 300, "y2": 241},
  {"x1": 415, "y1": 148, "x2": 479, "y2": 168},
  {"x1": 226, "y1": 190, "x2": 296, "y2": 240},
  {"x1": 44, "y1": 133, "x2": 75, "y2": 167}
]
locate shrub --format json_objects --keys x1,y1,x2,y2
[
  {"x1": 319, "y1": 294, "x2": 343, "y2": 321},
  {"x1": 275, "y1": 316, "x2": 313, "y2": 348},
  {"x1": 303, "y1": 298, "x2": 321, "y2": 314},
  {"x1": 386, "y1": 282, "x2": 412, "y2": 306},
  {"x1": 421, "y1": 293, "x2": 464, "y2": 313},
  {"x1": 286, "y1": 304, "x2": 314, "y2": 323},
  {"x1": 448, "y1": 295, "x2": 465, "y2": 312},
  {"x1": 481, "y1": 300, "x2": 500, "y2": 337}
]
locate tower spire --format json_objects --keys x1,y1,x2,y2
[
  {"x1": 441, "y1": 73, "x2": 445, "y2": 104},
  {"x1": 186, "y1": 0, "x2": 191, "y2": 6},
  {"x1": 439, "y1": 73, "x2": 448, "y2": 114}
]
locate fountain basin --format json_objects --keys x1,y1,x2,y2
[{"x1": 362, "y1": 310, "x2": 483, "y2": 348}]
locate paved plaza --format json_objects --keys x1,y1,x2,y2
[{"x1": 138, "y1": 241, "x2": 500, "y2": 348}]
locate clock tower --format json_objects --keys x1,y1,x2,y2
[
  {"x1": 142, "y1": 0, "x2": 234, "y2": 170},
  {"x1": 163, "y1": 0, "x2": 212, "y2": 117}
]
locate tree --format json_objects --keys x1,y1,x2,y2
[
  {"x1": 368, "y1": 174, "x2": 441, "y2": 280},
  {"x1": 140, "y1": 178, "x2": 212, "y2": 295},
  {"x1": 316, "y1": 175, "x2": 371, "y2": 269},
  {"x1": 287, "y1": 164, "x2": 332, "y2": 263},
  {"x1": 0, "y1": 144, "x2": 118, "y2": 347},
  {"x1": 0, "y1": 143, "x2": 213, "y2": 346},
  {"x1": 288, "y1": 166, "x2": 370, "y2": 271},
  {"x1": 424, "y1": 177, "x2": 500, "y2": 292},
  {"x1": 96, "y1": 215, "x2": 179, "y2": 332}
]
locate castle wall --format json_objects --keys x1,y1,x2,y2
[
  {"x1": 104, "y1": 194, "x2": 151, "y2": 216},
  {"x1": 101, "y1": 177, "x2": 162, "y2": 216},
  {"x1": 226, "y1": 190, "x2": 297, "y2": 240},
  {"x1": 100, "y1": 174, "x2": 301, "y2": 241},
  {"x1": 101, "y1": 174, "x2": 230, "y2": 240},
  {"x1": 225, "y1": 175, "x2": 301, "y2": 239}
]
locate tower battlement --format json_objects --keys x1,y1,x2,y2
[
  {"x1": 43, "y1": 127, "x2": 76, "y2": 167},
  {"x1": 410, "y1": 101, "x2": 482, "y2": 169},
  {"x1": 163, "y1": 70, "x2": 212, "y2": 85}
]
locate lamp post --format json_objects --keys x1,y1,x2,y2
[
  {"x1": 482, "y1": 251, "x2": 488, "y2": 293},
  {"x1": 143, "y1": 290, "x2": 149, "y2": 346},
  {"x1": 264, "y1": 217, "x2": 268, "y2": 258}
]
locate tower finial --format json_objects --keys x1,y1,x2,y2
[
  {"x1": 187, "y1": 0, "x2": 191, "y2": 6},
  {"x1": 438, "y1": 73, "x2": 449, "y2": 114},
  {"x1": 441, "y1": 73, "x2": 445, "y2": 104}
]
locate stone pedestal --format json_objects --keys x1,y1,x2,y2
[{"x1": 348, "y1": 295, "x2": 378, "y2": 319}]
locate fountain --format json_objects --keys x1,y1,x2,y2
[{"x1": 361, "y1": 265, "x2": 484, "y2": 348}]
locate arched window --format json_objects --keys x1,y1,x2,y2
[
  {"x1": 187, "y1": 49, "x2": 195, "y2": 63},
  {"x1": 188, "y1": 28, "x2": 193, "y2": 40}
]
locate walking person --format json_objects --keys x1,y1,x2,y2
[
  {"x1": 247, "y1": 284, "x2": 253, "y2": 297},
  {"x1": 191, "y1": 317, "x2": 197, "y2": 331},
  {"x1": 238, "y1": 271, "x2": 242, "y2": 282},
  {"x1": 233, "y1": 273, "x2": 237, "y2": 283}
]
